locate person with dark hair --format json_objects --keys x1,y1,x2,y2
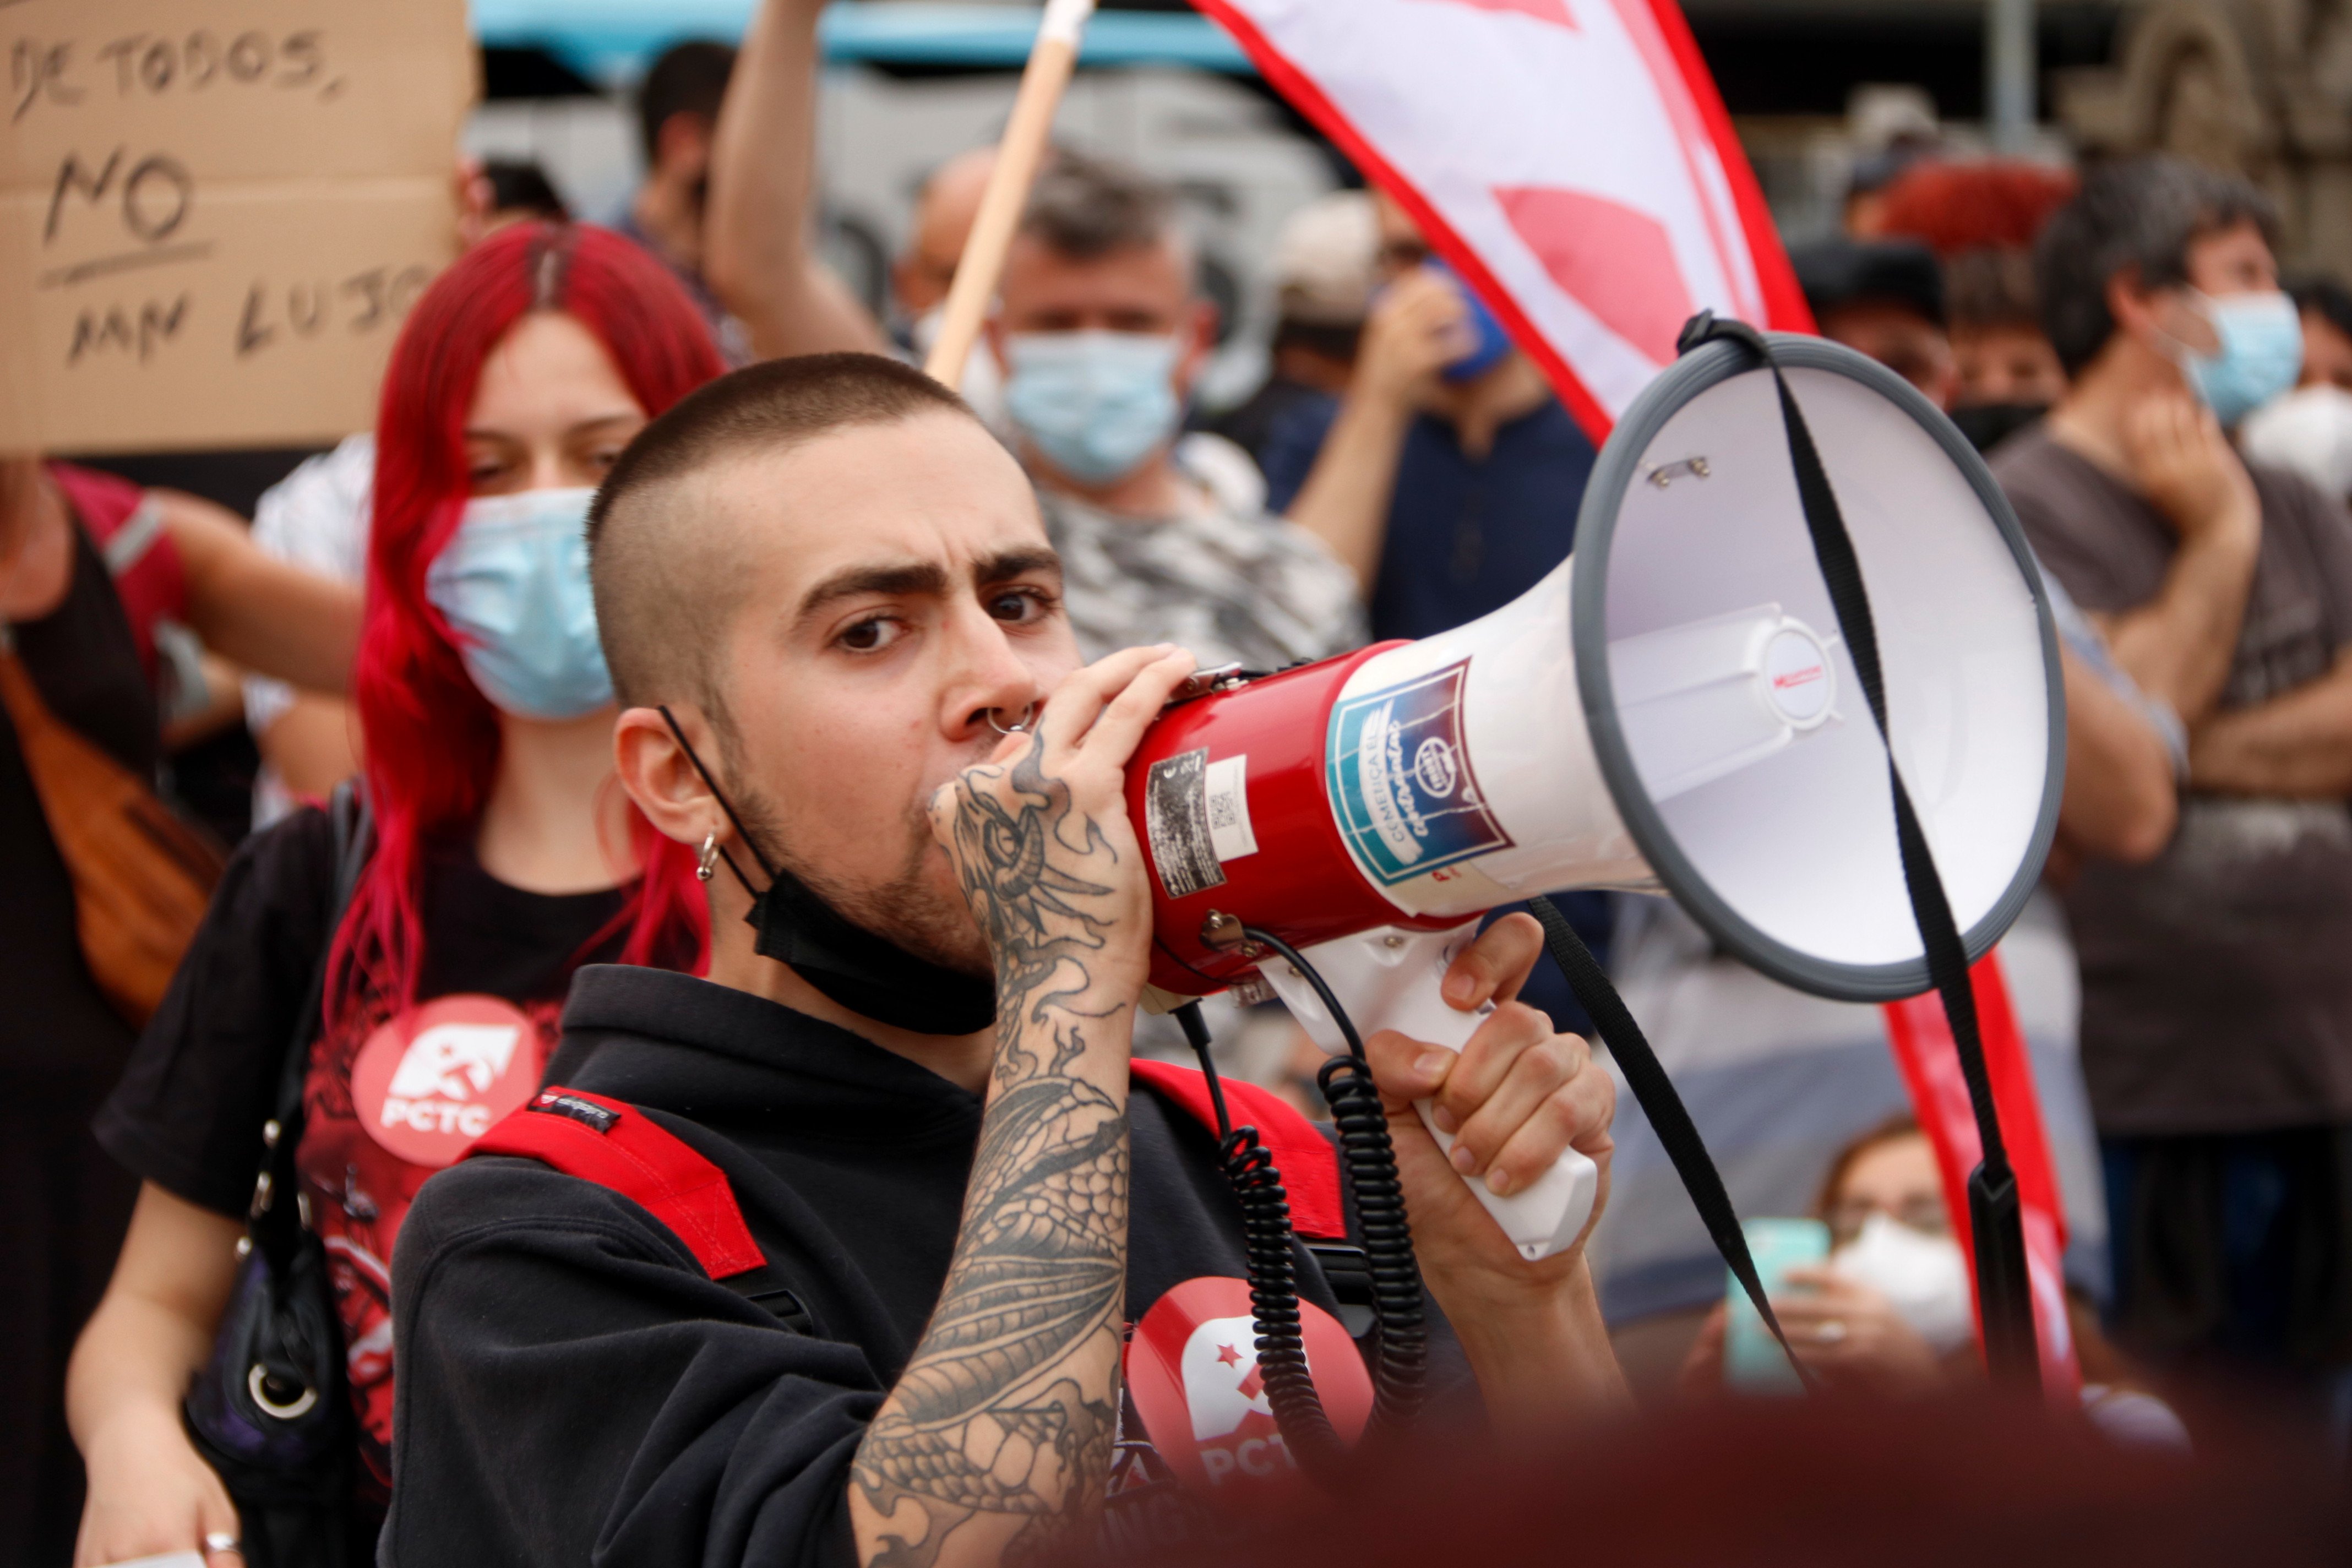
[
  {"x1": 618, "y1": 39, "x2": 753, "y2": 361},
  {"x1": 2290, "y1": 275, "x2": 2352, "y2": 393},
  {"x1": 1788, "y1": 236, "x2": 1957, "y2": 409},
  {"x1": 481, "y1": 159, "x2": 569, "y2": 225},
  {"x1": 982, "y1": 151, "x2": 1362, "y2": 671},
  {"x1": 379, "y1": 350, "x2": 1629, "y2": 1566},
  {"x1": 1261, "y1": 191, "x2": 1597, "y2": 645},
  {"x1": 1991, "y1": 156, "x2": 2352, "y2": 1431},
  {"x1": 1945, "y1": 247, "x2": 2067, "y2": 450}
]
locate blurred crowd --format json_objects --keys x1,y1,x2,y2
[{"x1": 8, "y1": 0, "x2": 2352, "y2": 1562}]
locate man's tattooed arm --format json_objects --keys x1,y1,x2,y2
[{"x1": 850, "y1": 732, "x2": 1153, "y2": 1568}]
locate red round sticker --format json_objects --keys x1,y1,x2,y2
[
  {"x1": 349, "y1": 995, "x2": 543, "y2": 1168},
  {"x1": 1123, "y1": 1276, "x2": 1372, "y2": 1499}
]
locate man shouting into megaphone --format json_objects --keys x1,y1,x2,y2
[{"x1": 382, "y1": 353, "x2": 1625, "y2": 1568}]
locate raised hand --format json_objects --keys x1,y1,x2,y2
[
  {"x1": 1355, "y1": 267, "x2": 1474, "y2": 406},
  {"x1": 2122, "y1": 391, "x2": 2258, "y2": 543}
]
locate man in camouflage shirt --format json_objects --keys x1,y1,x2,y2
[{"x1": 986, "y1": 153, "x2": 1364, "y2": 673}]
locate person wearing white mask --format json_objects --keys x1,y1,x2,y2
[
  {"x1": 1679, "y1": 1118, "x2": 1968, "y2": 1397},
  {"x1": 2239, "y1": 382, "x2": 2352, "y2": 503},
  {"x1": 986, "y1": 151, "x2": 1363, "y2": 671},
  {"x1": 1680, "y1": 1119, "x2": 2191, "y2": 1450},
  {"x1": 1991, "y1": 157, "x2": 2352, "y2": 1436}
]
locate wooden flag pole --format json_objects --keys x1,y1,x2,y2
[{"x1": 923, "y1": 0, "x2": 1098, "y2": 388}]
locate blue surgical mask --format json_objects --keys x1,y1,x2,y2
[
  {"x1": 2176, "y1": 289, "x2": 2302, "y2": 427},
  {"x1": 1429, "y1": 259, "x2": 1513, "y2": 383},
  {"x1": 423, "y1": 487, "x2": 614, "y2": 720},
  {"x1": 1003, "y1": 330, "x2": 1183, "y2": 486}
]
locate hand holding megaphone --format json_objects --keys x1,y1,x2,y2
[
  {"x1": 1126, "y1": 333, "x2": 2062, "y2": 1268},
  {"x1": 1256, "y1": 921, "x2": 1603, "y2": 1261}
]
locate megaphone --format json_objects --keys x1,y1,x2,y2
[{"x1": 1128, "y1": 332, "x2": 2062, "y2": 1262}]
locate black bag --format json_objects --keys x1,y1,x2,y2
[{"x1": 184, "y1": 783, "x2": 374, "y2": 1568}]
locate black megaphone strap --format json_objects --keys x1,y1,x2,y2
[{"x1": 1670, "y1": 313, "x2": 2038, "y2": 1385}]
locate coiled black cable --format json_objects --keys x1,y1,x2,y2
[
  {"x1": 1173, "y1": 1004, "x2": 1349, "y2": 1486},
  {"x1": 1312, "y1": 1052, "x2": 1428, "y2": 1425},
  {"x1": 1240, "y1": 928, "x2": 1430, "y2": 1431}
]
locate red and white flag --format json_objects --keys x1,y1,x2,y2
[{"x1": 1190, "y1": 0, "x2": 1812, "y2": 440}]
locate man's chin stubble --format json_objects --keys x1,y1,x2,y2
[{"x1": 744, "y1": 784, "x2": 994, "y2": 981}]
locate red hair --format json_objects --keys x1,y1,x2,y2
[
  {"x1": 334, "y1": 223, "x2": 726, "y2": 1022},
  {"x1": 1872, "y1": 160, "x2": 2078, "y2": 256}
]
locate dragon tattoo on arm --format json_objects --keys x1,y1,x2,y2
[{"x1": 851, "y1": 743, "x2": 1136, "y2": 1568}]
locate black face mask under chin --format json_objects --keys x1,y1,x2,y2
[
  {"x1": 660, "y1": 707, "x2": 998, "y2": 1037},
  {"x1": 1948, "y1": 401, "x2": 2048, "y2": 455}
]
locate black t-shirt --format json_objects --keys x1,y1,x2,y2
[
  {"x1": 383, "y1": 966, "x2": 1472, "y2": 1568},
  {"x1": 100, "y1": 805, "x2": 647, "y2": 1505},
  {"x1": 97, "y1": 805, "x2": 632, "y2": 1217}
]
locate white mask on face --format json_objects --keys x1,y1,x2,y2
[{"x1": 1831, "y1": 1211, "x2": 1975, "y2": 1354}]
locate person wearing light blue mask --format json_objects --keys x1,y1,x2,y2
[
  {"x1": 427, "y1": 486, "x2": 613, "y2": 720},
  {"x1": 2165, "y1": 288, "x2": 2303, "y2": 428},
  {"x1": 1000, "y1": 330, "x2": 1185, "y2": 487},
  {"x1": 983, "y1": 151, "x2": 1364, "y2": 677},
  {"x1": 63, "y1": 226, "x2": 730, "y2": 1568},
  {"x1": 1994, "y1": 156, "x2": 2352, "y2": 1432}
]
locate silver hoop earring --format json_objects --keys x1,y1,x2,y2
[
  {"x1": 696, "y1": 830, "x2": 720, "y2": 883},
  {"x1": 987, "y1": 703, "x2": 1038, "y2": 737}
]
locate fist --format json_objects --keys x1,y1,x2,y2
[{"x1": 927, "y1": 644, "x2": 1194, "y2": 999}]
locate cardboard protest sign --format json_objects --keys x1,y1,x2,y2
[{"x1": 2, "y1": 0, "x2": 473, "y2": 455}]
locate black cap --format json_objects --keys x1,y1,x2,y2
[{"x1": 1791, "y1": 237, "x2": 1945, "y2": 328}]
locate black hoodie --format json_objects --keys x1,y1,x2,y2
[{"x1": 383, "y1": 965, "x2": 1467, "y2": 1566}]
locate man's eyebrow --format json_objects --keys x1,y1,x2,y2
[
  {"x1": 794, "y1": 559, "x2": 952, "y2": 624},
  {"x1": 973, "y1": 546, "x2": 1063, "y2": 586}
]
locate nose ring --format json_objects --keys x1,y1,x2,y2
[{"x1": 987, "y1": 703, "x2": 1038, "y2": 736}]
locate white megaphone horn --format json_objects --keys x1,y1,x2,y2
[{"x1": 1126, "y1": 333, "x2": 2064, "y2": 1264}]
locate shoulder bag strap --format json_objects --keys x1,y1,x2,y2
[{"x1": 249, "y1": 782, "x2": 373, "y2": 1268}]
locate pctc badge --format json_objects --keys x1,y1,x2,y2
[
  {"x1": 1123, "y1": 1276, "x2": 1371, "y2": 1500},
  {"x1": 350, "y1": 994, "x2": 543, "y2": 1167}
]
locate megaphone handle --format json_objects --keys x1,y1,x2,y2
[
  {"x1": 1412, "y1": 1099, "x2": 1600, "y2": 1264},
  {"x1": 1255, "y1": 925, "x2": 1600, "y2": 1262}
]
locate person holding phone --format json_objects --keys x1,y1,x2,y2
[{"x1": 1684, "y1": 1118, "x2": 1971, "y2": 1397}]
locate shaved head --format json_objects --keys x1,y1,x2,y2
[{"x1": 587, "y1": 353, "x2": 975, "y2": 727}]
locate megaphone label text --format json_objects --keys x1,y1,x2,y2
[
  {"x1": 1326, "y1": 660, "x2": 1513, "y2": 887},
  {"x1": 1146, "y1": 747, "x2": 1258, "y2": 900}
]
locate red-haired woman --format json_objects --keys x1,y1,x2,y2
[{"x1": 64, "y1": 223, "x2": 725, "y2": 1567}]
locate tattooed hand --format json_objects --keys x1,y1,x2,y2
[
  {"x1": 928, "y1": 643, "x2": 1198, "y2": 1008},
  {"x1": 848, "y1": 644, "x2": 1195, "y2": 1568}
]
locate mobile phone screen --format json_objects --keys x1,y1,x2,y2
[{"x1": 1725, "y1": 1216, "x2": 1829, "y2": 1392}]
